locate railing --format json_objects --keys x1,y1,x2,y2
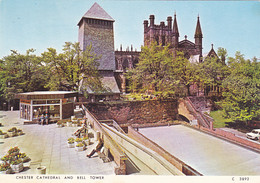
[
  {"x1": 99, "y1": 119, "x2": 126, "y2": 135},
  {"x1": 82, "y1": 104, "x2": 127, "y2": 174},
  {"x1": 185, "y1": 97, "x2": 211, "y2": 129}
]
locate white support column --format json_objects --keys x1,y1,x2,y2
[
  {"x1": 30, "y1": 100, "x2": 33, "y2": 121},
  {"x1": 19, "y1": 102, "x2": 21, "y2": 119},
  {"x1": 60, "y1": 99, "x2": 62, "y2": 120}
]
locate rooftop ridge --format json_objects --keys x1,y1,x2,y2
[{"x1": 83, "y1": 2, "x2": 114, "y2": 21}]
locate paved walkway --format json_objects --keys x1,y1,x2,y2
[
  {"x1": 220, "y1": 127, "x2": 260, "y2": 144},
  {"x1": 139, "y1": 125, "x2": 260, "y2": 176},
  {"x1": 0, "y1": 111, "x2": 116, "y2": 174}
]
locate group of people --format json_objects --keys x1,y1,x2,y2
[{"x1": 38, "y1": 111, "x2": 49, "y2": 125}]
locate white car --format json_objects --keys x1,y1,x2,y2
[{"x1": 246, "y1": 129, "x2": 260, "y2": 140}]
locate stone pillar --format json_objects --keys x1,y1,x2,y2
[
  {"x1": 95, "y1": 131, "x2": 100, "y2": 141},
  {"x1": 30, "y1": 100, "x2": 33, "y2": 121},
  {"x1": 115, "y1": 155, "x2": 127, "y2": 175},
  {"x1": 210, "y1": 121, "x2": 213, "y2": 131},
  {"x1": 122, "y1": 73, "x2": 126, "y2": 94},
  {"x1": 60, "y1": 99, "x2": 63, "y2": 120},
  {"x1": 103, "y1": 146, "x2": 109, "y2": 157}
]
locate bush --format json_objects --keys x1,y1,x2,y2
[
  {"x1": 67, "y1": 137, "x2": 74, "y2": 142},
  {"x1": 75, "y1": 138, "x2": 82, "y2": 142},
  {"x1": 76, "y1": 143, "x2": 84, "y2": 147},
  {"x1": 0, "y1": 162, "x2": 11, "y2": 171}
]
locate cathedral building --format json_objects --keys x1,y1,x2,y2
[
  {"x1": 78, "y1": 3, "x2": 218, "y2": 99},
  {"x1": 143, "y1": 13, "x2": 217, "y2": 62}
]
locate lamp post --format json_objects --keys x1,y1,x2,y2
[{"x1": 7, "y1": 82, "x2": 11, "y2": 111}]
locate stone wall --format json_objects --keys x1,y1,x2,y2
[{"x1": 86, "y1": 100, "x2": 178, "y2": 125}]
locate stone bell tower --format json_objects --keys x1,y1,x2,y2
[
  {"x1": 78, "y1": 2, "x2": 116, "y2": 71},
  {"x1": 78, "y1": 3, "x2": 120, "y2": 101}
]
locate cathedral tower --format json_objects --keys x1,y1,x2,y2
[
  {"x1": 78, "y1": 2, "x2": 116, "y2": 71},
  {"x1": 194, "y1": 16, "x2": 203, "y2": 56},
  {"x1": 172, "y1": 13, "x2": 179, "y2": 48},
  {"x1": 78, "y1": 3, "x2": 120, "y2": 101}
]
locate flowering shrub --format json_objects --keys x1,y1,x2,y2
[
  {"x1": 68, "y1": 140, "x2": 74, "y2": 144},
  {"x1": 1, "y1": 154, "x2": 15, "y2": 162},
  {"x1": 10, "y1": 159, "x2": 22, "y2": 165},
  {"x1": 83, "y1": 136, "x2": 89, "y2": 140},
  {"x1": 75, "y1": 138, "x2": 82, "y2": 142},
  {"x1": 18, "y1": 153, "x2": 27, "y2": 159},
  {"x1": 7, "y1": 127, "x2": 17, "y2": 132},
  {"x1": 8, "y1": 147, "x2": 20, "y2": 154},
  {"x1": 67, "y1": 137, "x2": 74, "y2": 141},
  {"x1": 76, "y1": 143, "x2": 84, "y2": 147},
  {"x1": 0, "y1": 162, "x2": 11, "y2": 171}
]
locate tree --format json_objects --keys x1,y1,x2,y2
[
  {"x1": 42, "y1": 42, "x2": 101, "y2": 91},
  {"x1": 127, "y1": 42, "x2": 195, "y2": 98},
  {"x1": 127, "y1": 42, "x2": 177, "y2": 98},
  {"x1": 197, "y1": 48, "x2": 229, "y2": 96},
  {"x1": 173, "y1": 51, "x2": 196, "y2": 96},
  {"x1": 0, "y1": 49, "x2": 47, "y2": 106},
  {"x1": 222, "y1": 52, "x2": 260, "y2": 125}
]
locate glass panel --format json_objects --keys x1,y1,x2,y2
[
  {"x1": 33, "y1": 100, "x2": 46, "y2": 105},
  {"x1": 47, "y1": 100, "x2": 60, "y2": 104},
  {"x1": 32, "y1": 105, "x2": 60, "y2": 119}
]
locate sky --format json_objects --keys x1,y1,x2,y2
[{"x1": 0, "y1": 0, "x2": 260, "y2": 59}]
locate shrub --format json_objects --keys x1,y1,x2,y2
[
  {"x1": 75, "y1": 138, "x2": 82, "y2": 142},
  {"x1": 7, "y1": 127, "x2": 17, "y2": 132},
  {"x1": 1, "y1": 154, "x2": 14, "y2": 162},
  {"x1": 10, "y1": 159, "x2": 22, "y2": 165},
  {"x1": 0, "y1": 163, "x2": 11, "y2": 171},
  {"x1": 18, "y1": 153, "x2": 27, "y2": 159},
  {"x1": 67, "y1": 137, "x2": 74, "y2": 142},
  {"x1": 83, "y1": 136, "x2": 89, "y2": 140},
  {"x1": 76, "y1": 143, "x2": 84, "y2": 147},
  {"x1": 8, "y1": 147, "x2": 20, "y2": 154}
]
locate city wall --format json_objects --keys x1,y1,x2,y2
[{"x1": 86, "y1": 100, "x2": 178, "y2": 125}]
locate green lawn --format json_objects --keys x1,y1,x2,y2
[{"x1": 210, "y1": 110, "x2": 233, "y2": 128}]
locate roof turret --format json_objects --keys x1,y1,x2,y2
[
  {"x1": 172, "y1": 12, "x2": 179, "y2": 36},
  {"x1": 194, "y1": 15, "x2": 203, "y2": 38}
]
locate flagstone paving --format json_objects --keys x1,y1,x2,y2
[{"x1": 0, "y1": 111, "x2": 116, "y2": 175}]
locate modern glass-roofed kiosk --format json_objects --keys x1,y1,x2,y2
[{"x1": 15, "y1": 91, "x2": 78, "y2": 122}]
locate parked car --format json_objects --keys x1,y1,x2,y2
[{"x1": 246, "y1": 129, "x2": 260, "y2": 140}]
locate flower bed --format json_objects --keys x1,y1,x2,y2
[
  {"x1": 0, "y1": 162, "x2": 11, "y2": 174},
  {"x1": 0, "y1": 130, "x2": 7, "y2": 139},
  {"x1": 75, "y1": 143, "x2": 84, "y2": 151},
  {"x1": 0, "y1": 147, "x2": 30, "y2": 174},
  {"x1": 67, "y1": 137, "x2": 75, "y2": 148}
]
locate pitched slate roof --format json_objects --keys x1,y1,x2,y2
[
  {"x1": 79, "y1": 73, "x2": 120, "y2": 95},
  {"x1": 82, "y1": 2, "x2": 114, "y2": 22}
]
